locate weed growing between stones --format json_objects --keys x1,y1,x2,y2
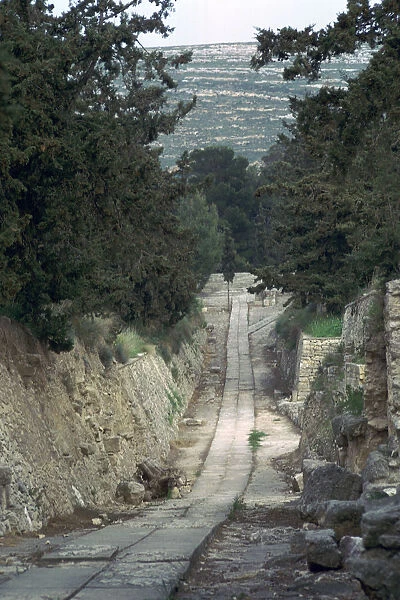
[
  {"x1": 248, "y1": 429, "x2": 268, "y2": 451},
  {"x1": 339, "y1": 386, "x2": 364, "y2": 416},
  {"x1": 114, "y1": 328, "x2": 148, "y2": 363},
  {"x1": 229, "y1": 495, "x2": 246, "y2": 519},
  {"x1": 167, "y1": 387, "x2": 184, "y2": 425}
]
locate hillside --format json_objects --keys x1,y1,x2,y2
[{"x1": 153, "y1": 42, "x2": 370, "y2": 167}]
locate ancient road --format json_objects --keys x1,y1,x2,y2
[{"x1": 0, "y1": 274, "x2": 299, "y2": 600}]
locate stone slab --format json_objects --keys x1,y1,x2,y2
[
  {"x1": 118, "y1": 526, "x2": 211, "y2": 562},
  {"x1": 41, "y1": 544, "x2": 119, "y2": 563},
  {"x1": 86, "y1": 559, "x2": 189, "y2": 590},
  {"x1": 0, "y1": 563, "x2": 106, "y2": 598}
]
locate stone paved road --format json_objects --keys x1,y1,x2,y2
[
  {"x1": 0, "y1": 274, "x2": 261, "y2": 600},
  {"x1": 172, "y1": 279, "x2": 368, "y2": 600},
  {"x1": 0, "y1": 274, "x2": 367, "y2": 599}
]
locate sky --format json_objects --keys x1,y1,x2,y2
[{"x1": 52, "y1": 0, "x2": 350, "y2": 47}]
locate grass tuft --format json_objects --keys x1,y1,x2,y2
[
  {"x1": 304, "y1": 315, "x2": 342, "y2": 338},
  {"x1": 114, "y1": 328, "x2": 147, "y2": 363},
  {"x1": 248, "y1": 429, "x2": 268, "y2": 451},
  {"x1": 229, "y1": 495, "x2": 246, "y2": 519}
]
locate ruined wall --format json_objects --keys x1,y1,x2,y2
[
  {"x1": 342, "y1": 290, "x2": 380, "y2": 358},
  {"x1": 277, "y1": 288, "x2": 390, "y2": 473},
  {"x1": 292, "y1": 334, "x2": 342, "y2": 402},
  {"x1": 384, "y1": 280, "x2": 400, "y2": 448},
  {"x1": 0, "y1": 316, "x2": 205, "y2": 535}
]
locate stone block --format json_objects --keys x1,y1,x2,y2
[
  {"x1": 305, "y1": 529, "x2": 342, "y2": 570},
  {"x1": 115, "y1": 481, "x2": 145, "y2": 505},
  {"x1": 300, "y1": 463, "x2": 362, "y2": 521},
  {"x1": 103, "y1": 436, "x2": 121, "y2": 454},
  {"x1": 319, "y1": 500, "x2": 364, "y2": 539},
  {"x1": 80, "y1": 443, "x2": 96, "y2": 457},
  {"x1": 361, "y1": 502, "x2": 400, "y2": 549},
  {"x1": 362, "y1": 450, "x2": 390, "y2": 484}
]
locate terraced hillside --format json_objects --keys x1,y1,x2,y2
[{"x1": 152, "y1": 42, "x2": 370, "y2": 167}]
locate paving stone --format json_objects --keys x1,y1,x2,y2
[
  {"x1": 0, "y1": 563, "x2": 106, "y2": 598},
  {"x1": 41, "y1": 545, "x2": 119, "y2": 563},
  {"x1": 86, "y1": 559, "x2": 189, "y2": 591}
]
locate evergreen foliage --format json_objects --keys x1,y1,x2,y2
[
  {"x1": 176, "y1": 146, "x2": 260, "y2": 267},
  {"x1": 251, "y1": 1, "x2": 400, "y2": 312},
  {"x1": 177, "y1": 191, "x2": 222, "y2": 288},
  {"x1": 0, "y1": 0, "x2": 196, "y2": 349},
  {"x1": 221, "y1": 228, "x2": 237, "y2": 309}
]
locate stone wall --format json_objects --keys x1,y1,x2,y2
[
  {"x1": 345, "y1": 363, "x2": 365, "y2": 390},
  {"x1": 384, "y1": 280, "x2": 400, "y2": 447},
  {"x1": 342, "y1": 290, "x2": 380, "y2": 359},
  {"x1": 276, "y1": 288, "x2": 391, "y2": 473},
  {"x1": 292, "y1": 334, "x2": 342, "y2": 402},
  {"x1": 0, "y1": 316, "x2": 205, "y2": 535}
]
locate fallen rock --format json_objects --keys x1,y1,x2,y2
[
  {"x1": 300, "y1": 463, "x2": 362, "y2": 521},
  {"x1": 362, "y1": 450, "x2": 390, "y2": 485},
  {"x1": 349, "y1": 549, "x2": 400, "y2": 600},
  {"x1": 305, "y1": 529, "x2": 342, "y2": 571},
  {"x1": 115, "y1": 481, "x2": 145, "y2": 505},
  {"x1": 346, "y1": 492, "x2": 400, "y2": 599},
  {"x1": 319, "y1": 500, "x2": 365, "y2": 539},
  {"x1": 361, "y1": 501, "x2": 400, "y2": 549},
  {"x1": 137, "y1": 459, "x2": 187, "y2": 499},
  {"x1": 339, "y1": 536, "x2": 364, "y2": 566},
  {"x1": 302, "y1": 459, "x2": 333, "y2": 487}
]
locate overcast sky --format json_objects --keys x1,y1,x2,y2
[{"x1": 52, "y1": 0, "x2": 349, "y2": 47}]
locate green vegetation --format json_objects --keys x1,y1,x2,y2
[
  {"x1": 276, "y1": 305, "x2": 321, "y2": 350},
  {"x1": 176, "y1": 146, "x2": 260, "y2": 268},
  {"x1": 340, "y1": 387, "x2": 364, "y2": 417},
  {"x1": 304, "y1": 316, "x2": 343, "y2": 338},
  {"x1": 251, "y1": 1, "x2": 400, "y2": 314},
  {"x1": 229, "y1": 495, "x2": 246, "y2": 519},
  {"x1": 155, "y1": 299, "x2": 205, "y2": 364},
  {"x1": 0, "y1": 0, "x2": 196, "y2": 350},
  {"x1": 177, "y1": 191, "x2": 223, "y2": 288},
  {"x1": 221, "y1": 229, "x2": 237, "y2": 309},
  {"x1": 248, "y1": 429, "x2": 268, "y2": 451},
  {"x1": 114, "y1": 329, "x2": 148, "y2": 364},
  {"x1": 167, "y1": 387, "x2": 185, "y2": 425}
]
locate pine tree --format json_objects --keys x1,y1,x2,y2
[
  {"x1": 221, "y1": 229, "x2": 237, "y2": 310},
  {"x1": 251, "y1": 1, "x2": 400, "y2": 310},
  {"x1": 0, "y1": 0, "x2": 196, "y2": 348}
]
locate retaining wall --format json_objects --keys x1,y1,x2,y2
[{"x1": 0, "y1": 316, "x2": 205, "y2": 535}]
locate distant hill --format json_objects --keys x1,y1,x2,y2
[{"x1": 153, "y1": 42, "x2": 370, "y2": 168}]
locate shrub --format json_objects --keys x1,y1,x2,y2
[
  {"x1": 114, "y1": 328, "x2": 147, "y2": 363},
  {"x1": 339, "y1": 386, "x2": 364, "y2": 416},
  {"x1": 276, "y1": 305, "x2": 317, "y2": 350},
  {"x1": 167, "y1": 387, "x2": 184, "y2": 425},
  {"x1": 98, "y1": 345, "x2": 114, "y2": 369},
  {"x1": 72, "y1": 316, "x2": 110, "y2": 350}
]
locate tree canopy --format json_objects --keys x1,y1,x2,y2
[
  {"x1": 176, "y1": 146, "x2": 260, "y2": 268},
  {"x1": 0, "y1": 0, "x2": 197, "y2": 349},
  {"x1": 251, "y1": 1, "x2": 400, "y2": 312}
]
